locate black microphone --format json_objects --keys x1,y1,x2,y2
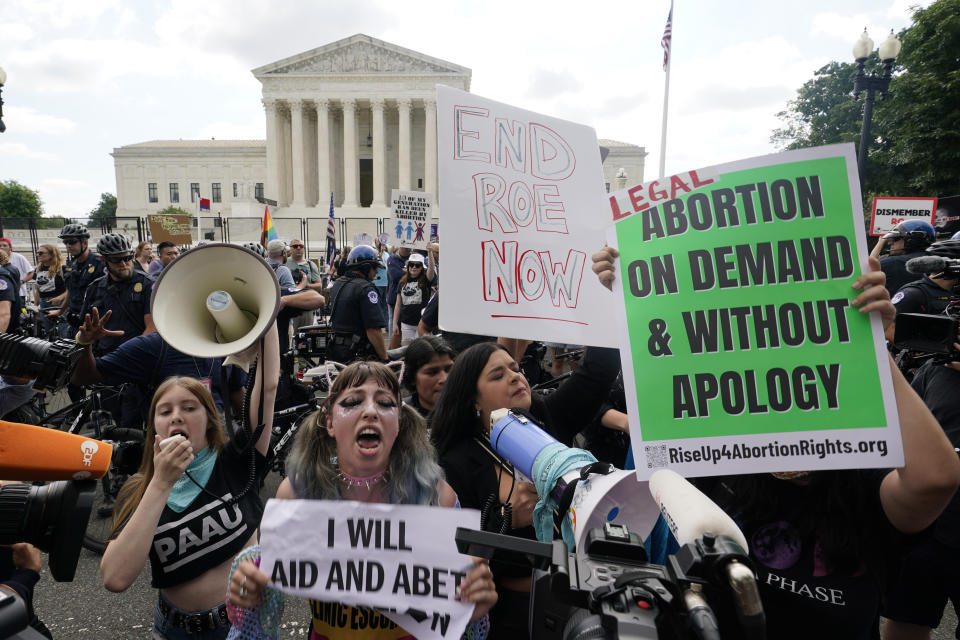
[{"x1": 906, "y1": 255, "x2": 955, "y2": 274}]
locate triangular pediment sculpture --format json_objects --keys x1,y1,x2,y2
[{"x1": 253, "y1": 34, "x2": 470, "y2": 76}]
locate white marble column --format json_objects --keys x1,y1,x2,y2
[
  {"x1": 424, "y1": 98, "x2": 437, "y2": 203},
  {"x1": 315, "y1": 99, "x2": 331, "y2": 207},
  {"x1": 371, "y1": 98, "x2": 386, "y2": 207},
  {"x1": 279, "y1": 104, "x2": 292, "y2": 206},
  {"x1": 289, "y1": 99, "x2": 306, "y2": 207},
  {"x1": 342, "y1": 98, "x2": 359, "y2": 208},
  {"x1": 397, "y1": 98, "x2": 412, "y2": 191},
  {"x1": 263, "y1": 98, "x2": 282, "y2": 205}
]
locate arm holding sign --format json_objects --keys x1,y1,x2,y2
[
  {"x1": 229, "y1": 480, "x2": 497, "y2": 624},
  {"x1": 592, "y1": 248, "x2": 960, "y2": 534},
  {"x1": 852, "y1": 262, "x2": 960, "y2": 533}
]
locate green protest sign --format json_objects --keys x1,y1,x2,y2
[{"x1": 609, "y1": 145, "x2": 902, "y2": 479}]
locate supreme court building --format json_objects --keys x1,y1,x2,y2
[{"x1": 113, "y1": 34, "x2": 646, "y2": 223}]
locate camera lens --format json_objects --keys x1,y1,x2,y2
[
  {"x1": 0, "y1": 480, "x2": 95, "y2": 581},
  {"x1": 0, "y1": 335, "x2": 82, "y2": 391}
]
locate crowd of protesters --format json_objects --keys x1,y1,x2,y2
[{"x1": 1, "y1": 218, "x2": 960, "y2": 640}]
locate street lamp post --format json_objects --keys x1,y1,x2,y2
[
  {"x1": 853, "y1": 29, "x2": 902, "y2": 187},
  {"x1": 0, "y1": 67, "x2": 6, "y2": 134}
]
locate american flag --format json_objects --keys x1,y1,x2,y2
[
  {"x1": 662, "y1": 3, "x2": 673, "y2": 71},
  {"x1": 326, "y1": 191, "x2": 336, "y2": 267}
]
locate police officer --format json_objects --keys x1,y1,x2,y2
[
  {"x1": 871, "y1": 220, "x2": 936, "y2": 296},
  {"x1": 892, "y1": 236, "x2": 960, "y2": 313},
  {"x1": 327, "y1": 245, "x2": 388, "y2": 363},
  {"x1": 60, "y1": 223, "x2": 105, "y2": 328},
  {"x1": 0, "y1": 251, "x2": 22, "y2": 333},
  {"x1": 80, "y1": 233, "x2": 155, "y2": 356},
  {"x1": 889, "y1": 235, "x2": 960, "y2": 347}
]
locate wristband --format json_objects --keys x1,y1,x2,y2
[{"x1": 74, "y1": 330, "x2": 93, "y2": 346}]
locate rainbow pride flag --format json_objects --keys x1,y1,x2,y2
[{"x1": 260, "y1": 206, "x2": 278, "y2": 247}]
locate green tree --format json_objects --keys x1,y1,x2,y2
[
  {"x1": 155, "y1": 206, "x2": 193, "y2": 217},
  {"x1": 772, "y1": 0, "x2": 960, "y2": 201},
  {"x1": 878, "y1": 0, "x2": 960, "y2": 196},
  {"x1": 0, "y1": 180, "x2": 44, "y2": 220},
  {"x1": 88, "y1": 192, "x2": 117, "y2": 227}
]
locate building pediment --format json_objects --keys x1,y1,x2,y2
[{"x1": 253, "y1": 34, "x2": 471, "y2": 77}]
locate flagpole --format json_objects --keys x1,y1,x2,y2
[
  {"x1": 659, "y1": 1, "x2": 673, "y2": 179},
  {"x1": 194, "y1": 196, "x2": 200, "y2": 245},
  {"x1": 659, "y1": 62, "x2": 671, "y2": 179}
]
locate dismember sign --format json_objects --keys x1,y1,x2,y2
[
  {"x1": 869, "y1": 196, "x2": 937, "y2": 236},
  {"x1": 260, "y1": 500, "x2": 481, "y2": 640}
]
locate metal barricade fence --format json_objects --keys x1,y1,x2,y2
[{"x1": 14, "y1": 214, "x2": 400, "y2": 264}]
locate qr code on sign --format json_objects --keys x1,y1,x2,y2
[{"x1": 645, "y1": 445, "x2": 667, "y2": 469}]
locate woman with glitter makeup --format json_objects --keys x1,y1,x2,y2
[
  {"x1": 591, "y1": 247, "x2": 960, "y2": 640},
  {"x1": 227, "y1": 361, "x2": 497, "y2": 639}
]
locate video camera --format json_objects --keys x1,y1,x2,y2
[
  {"x1": 0, "y1": 480, "x2": 96, "y2": 640},
  {"x1": 894, "y1": 312, "x2": 960, "y2": 362},
  {"x1": 894, "y1": 254, "x2": 960, "y2": 362},
  {"x1": 457, "y1": 523, "x2": 763, "y2": 640},
  {"x1": 0, "y1": 333, "x2": 83, "y2": 391},
  {"x1": 0, "y1": 418, "x2": 112, "y2": 638}
]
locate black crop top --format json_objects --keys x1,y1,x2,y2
[{"x1": 148, "y1": 446, "x2": 265, "y2": 589}]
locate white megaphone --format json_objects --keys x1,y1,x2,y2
[{"x1": 151, "y1": 243, "x2": 280, "y2": 358}]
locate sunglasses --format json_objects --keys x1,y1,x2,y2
[
  {"x1": 408, "y1": 263, "x2": 423, "y2": 268},
  {"x1": 63, "y1": 239, "x2": 81, "y2": 245},
  {"x1": 37, "y1": 251, "x2": 49, "y2": 256},
  {"x1": 290, "y1": 244, "x2": 304, "y2": 249},
  {"x1": 106, "y1": 255, "x2": 134, "y2": 264}
]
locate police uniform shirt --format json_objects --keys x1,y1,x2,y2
[
  {"x1": 0, "y1": 268, "x2": 20, "y2": 331},
  {"x1": 330, "y1": 276, "x2": 385, "y2": 335},
  {"x1": 64, "y1": 252, "x2": 105, "y2": 315},
  {"x1": 880, "y1": 251, "x2": 925, "y2": 297},
  {"x1": 81, "y1": 270, "x2": 154, "y2": 354},
  {"x1": 891, "y1": 276, "x2": 953, "y2": 316}
]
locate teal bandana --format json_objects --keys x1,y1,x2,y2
[{"x1": 166, "y1": 446, "x2": 218, "y2": 512}]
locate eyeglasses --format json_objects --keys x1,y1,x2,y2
[
  {"x1": 63, "y1": 239, "x2": 80, "y2": 245},
  {"x1": 408, "y1": 264, "x2": 423, "y2": 269},
  {"x1": 290, "y1": 244, "x2": 304, "y2": 249},
  {"x1": 106, "y1": 255, "x2": 134, "y2": 264}
]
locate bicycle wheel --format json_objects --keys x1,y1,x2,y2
[{"x1": 81, "y1": 427, "x2": 145, "y2": 554}]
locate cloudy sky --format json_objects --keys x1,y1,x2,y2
[{"x1": 0, "y1": 0, "x2": 925, "y2": 218}]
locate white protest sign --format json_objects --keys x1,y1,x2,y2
[
  {"x1": 390, "y1": 190, "x2": 433, "y2": 250},
  {"x1": 436, "y1": 85, "x2": 616, "y2": 347},
  {"x1": 869, "y1": 196, "x2": 938, "y2": 236},
  {"x1": 353, "y1": 232, "x2": 375, "y2": 247},
  {"x1": 260, "y1": 500, "x2": 480, "y2": 640}
]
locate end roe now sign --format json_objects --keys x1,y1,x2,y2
[
  {"x1": 609, "y1": 144, "x2": 902, "y2": 479},
  {"x1": 437, "y1": 85, "x2": 617, "y2": 347}
]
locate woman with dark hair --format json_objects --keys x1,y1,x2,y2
[
  {"x1": 100, "y1": 325, "x2": 279, "y2": 640},
  {"x1": 591, "y1": 247, "x2": 960, "y2": 640},
  {"x1": 430, "y1": 340, "x2": 620, "y2": 639},
  {"x1": 227, "y1": 361, "x2": 497, "y2": 639},
  {"x1": 401, "y1": 334, "x2": 457, "y2": 419},
  {"x1": 392, "y1": 253, "x2": 433, "y2": 345}
]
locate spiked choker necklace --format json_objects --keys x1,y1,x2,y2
[{"x1": 338, "y1": 468, "x2": 387, "y2": 490}]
